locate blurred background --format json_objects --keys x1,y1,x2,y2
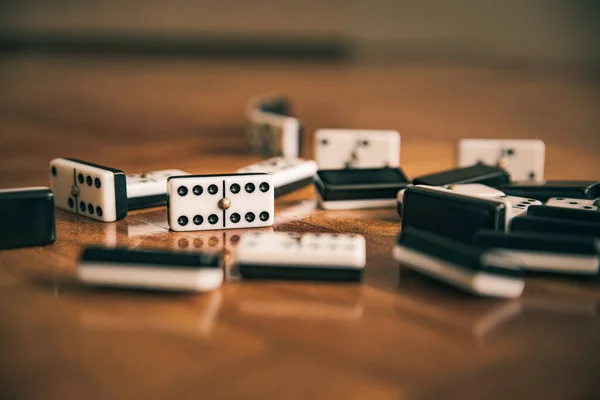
[{"x1": 0, "y1": 0, "x2": 599, "y2": 184}]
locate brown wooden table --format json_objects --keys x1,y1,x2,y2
[{"x1": 1, "y1": 55, "x2": 599, "y2": 399}]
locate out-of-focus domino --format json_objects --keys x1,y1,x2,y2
[
  {"x1": 495, "y1": 181, "x2": 600, "y2": 202},
  {"x1": 126, "y1": 169, "x2": 189, "y2": 210},
  {"x1": 412, "y1": 163, "x2": 510, "y2": 187},
  {"x1": 236, "y1": 231, "x2": 366, "y2": 281},
  {"x1": 0, "y1": 187, "x2": 56, "y2": 249},
  {"x1": 527, "y1": 204, "x2": 600, "y2": 224},
  {"x1": 237, "y1": 157, "x2": 317, "y2": 197},
  {"x1": 314, "y1": 129, "x2": 400, "y2": 170},
  {"x1": 545, "y1": 197, "x2": 599, "y2": 211},
  {"x1": 167, "y1": 173, "x2": 274, "y2": 231},
  {"x1": 78, "y1": 247, "x2": 223, "y2": 292},
  {"x1": 499, "y1": 195, "x2": 542, "y2": 219},
  {"x1": 314, "y1": 167, "x2": 411, "y2": 210},
  {"x1": 49, "y1": 158, "x2": 127, "y2": 222},
  {"x1": 246, "y1": 95, "x2": 302, "y2": 157},
  {"x1": 474, "y1": 230, "x2": 599, "y2": 275},
  {"x1": 510, "y1": 216, "x2": 600, "y2": 238},
  {"x1": 394, "y1": 228, "x2": 524, "y2": 298},
  {"x1": 458, "y1": 139, "x2": 545, "y2": 181}
]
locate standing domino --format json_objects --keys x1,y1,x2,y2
[
  {"x1": 237, "y1": 157, "x2": 318, "y2": 197},
  {"x1": 127, "y1": 169, "x2": 189, "y2": 210},
  {"x1": 315, "y1": 129, "x2": 400, "y2": 170},
  {"x1": 236, "y1": 232, "x2": 366, "y2": 281},
  {"x1": 0, "y1": 187, "x2": 56, "y2": 249},
  {"x1": 458, "y1": 139, "x2": 545, "y2": 181},
  {"x1": 49, "y1": 158, "x2": 127, "y2": 222},
  {"x1": 168, "y1": 173, "x2": 274, "y2": 231}
]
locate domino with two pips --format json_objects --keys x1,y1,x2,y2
[
  {"x1": 237, "y1": 157, "x2": 318, "y2": 198},
  {"x1": 235, "y1": 231, "x2": 366, "y2": 281},
  {"x1": 49, "y1": 158, "x2": 128, "y2": 222},
  {"x1": 495, "y1": 181, "x2": 600, "y2": 202},
  {"x1": 167, "y1": 173, "x2": 274, "y2": 231},
  {"x1": 393, "y1": 228, "x2": 524, "y2": 298},
  {"x1": 127, "y1": 169, "x2": 189, "y2": 210},
  {"x1": 0, "y1": 187, "x2": 56, "y2": 250},
  {"x1": 78, "y1": 247, "x2": 224, "y2": 292},
  {"x1": 474, "y1": 230, "x2": 599, "y2": 275},
  {"x1": 412, "y1": 163, "x2": 510, "y2": 187},
  {"x1": 314, "y1": 167, "x2": 411, "y2": 210}
]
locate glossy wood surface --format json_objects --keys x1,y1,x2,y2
[{"x1": 0, "y1": 55, "x2": 599, "y2": 399}]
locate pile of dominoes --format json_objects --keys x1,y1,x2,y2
[{"x1": 1, "y1": 95, "x2": 598, "y2": 299}]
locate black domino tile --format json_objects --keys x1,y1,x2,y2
[
  {"x1": 526, "y1": 205, "x2": 600, "y2": 224},
  {"x1": 474, "y1": 230, "x2": 599, "y2": 255},
  {"x1": 314, "y1": 167, "x2": 411, "y2": 201},
  {"x1": 511, "y1": 216, "x2": 600, "y2": 239},
  {"x1": 0, "y1": 188, "x2": 56, "y2": 250},
  {"x1": 398, "y1": 228, "x2": 523, "y2": 278},
  {"x1": 239, "y1": 264, "x2": 363, "y2": 282},
  {"x1": 412, "y1": 163, "x2": 510, "y2": 187},
  {"x1": 401, "y1": 186, "x2": 507, "y2": 244},
  {"x1": 495, "y1": 181, "x2": 600, "y2": 202},
  {"x1": 81, "y1": 247, "x2": 221, "y2": 269}
]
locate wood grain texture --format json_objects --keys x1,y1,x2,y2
[{"x1": 0, "y1": 55, "x2": 599, "y2": 400}]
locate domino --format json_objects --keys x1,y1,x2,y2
[
  {"x1": 78, "y1": 247, "x2": 223, "y2": 292},
  {"x1": 510, "y1": 216, "x2": 600, "y2": 238},
  {"x1": 0, "y1": 187, "x2": 56, "y2": 250},
  {"x1": 495, "y1": 180, "x2": 600, "y2": 202},
  {"x1": 393, "y1": 228, "x2": 524, "y2": 298},
  {"x1": 49, "y1": 158, "x2": 127, "y2": 222},
  {"x1": 545, "y1": 197, "x2": 599, "y2": 211},
  {"x1": 458, "y1": 139, "x2": 545, "y2": 181},
  {"x1": 167, "y1": 173, "x2": 274, "y2": 231},
  {"x1": 314, "y1": 129, "x2": 400, "y2": 170},
  {"x1": 401, "y1": 185, "x2": 510, "y2": 243},
  {"x1": 412, "y1": 163, "x2": 510, "y2": 187},
  {"x1": 236, "y1": 231, "x2": 366, "y2": 281},
  {"x1": 314, "y1": 167, "x2": 411, "y2": 210},
  {"x1": 474, "y1": 230, "x2": 599, "y2": 275},
  {"x1": 126, "y1": 169, "x2": 190, "y2": 210},
  {"x1": 246, "y1": 95, "x2": 302, "y2": 157},
  {"x1": 237, "y1": 157, "x2": 318, "y2": 197},
  {"x1": 527, "y1": 204, "x2": 600, "y2": 224},
  {"x1": 499, "y1": 195, "x2": 542, "y2": 219}
]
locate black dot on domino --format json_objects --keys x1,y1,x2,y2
[
  {"x1": 88, "y1": 203, "x2": 94, "y2": 214},
  {"x1": 178, "y1": 238, "x2": 189, "y2": 249},
  {"x1": 230, "y1": 183, "x2": 240, "y2": 194},
  {"x1": 361, "y1": 140, "x2": 369, "y2": 147},
  {"x1": 529, "y1": 172, "x2": 536, "y2": 179},
  {"x1": 321, "y1": 139, "x2": 328, "y2": 146},
  {"x1": 259, "y1": 211, "x2": 270, "y2": 221},
  {"x1": 208, "y1": 214, "x2": 219, "y2": 224},
  {"x1": 86, "y1": 176, "x2": 92, "y2": 186},
  {"x1": 79, "y1": 201, "x2": 86, "y2": 211},
  {"x1": 68, "y1": 198, "x2": 74, "y2": 208},
  {"x1": 245, "y1": 212, "x2": 255, "y2": 222},
  {"x1": 193, "y1": 215, "x2": 204, "y2": 225},
  {"x1": 78, "y1": 173, "x2": 84, "y2": 184},
  {"x1": 95, "y1": 178, "x2": 101, "y2": 188},
  {"x1": 96, "y1": 207, "x2": 103, "y2": 217},
  {"x1": 583, "y1": 206, "x2": 594, "y2": 209},
  {"x1": 245, "y1": 183, "x2": 255, "y2": 193},
  {"x1": 208, "y1": 185, "x2": 219, "y2": 195},
  {"x1": 178, "y1": 216, "x2": 188, "y2": 226},
  {"x1": 177, "y1": 186, "x2": 188, "y2": 196},
  {"x1": 193, "y1": 185, "x2": 203, "y2": 196},
  {"x1": 506, "y1": 148, "x2": 515, "y2": 156},
  {"x1": 230, "y1": 213, "x2": 241, "y2": 223},
  {"x1": 51, "y1": 166, "x2": 57, "y2": 176},
  {"x1": 259, "y1": 182, "x2": 270, "y2": 193},
  {"x1": 569, "y1": 201, "x2": 578, "y2": 205}
]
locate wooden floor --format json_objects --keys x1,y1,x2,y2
[{"x1": 0, "y1": 55, "x2": 599, "y2": 399}]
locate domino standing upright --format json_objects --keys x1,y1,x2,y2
[
  {"x1": 0, "y1": 187, "x2": 56, "y2": 250},
  {"x1": 168, "y1": 173, "x2": 274, "y2": 231},
  {"x1": 49, "y1": 158, "x2": 128, "y2": 222},
  {"x1": 126, "y1": 169, "x2": 190, "y2": 210},
  {"x1": 236, "y1": 232, "x2": 366, "y2": 281},
  {"x1": 237, "y1": 157, "x2": 318, "y2": 197},
  {"x1": 458, "y1": 139, "x2": 545, "y2": 181},
  {"x1": 314, "y1": 129, "x2": 400, "y2": 170}
]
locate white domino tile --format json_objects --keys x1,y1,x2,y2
[
  {"x1": 237, "y1": 157, "x2": 317, "y2": 190},
  {"x1": 546, "y1": 197, "x2": 599, "y2": 211},
  {"x1": 126, "y1": 169, "x2": 189, "y2": 198}
]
